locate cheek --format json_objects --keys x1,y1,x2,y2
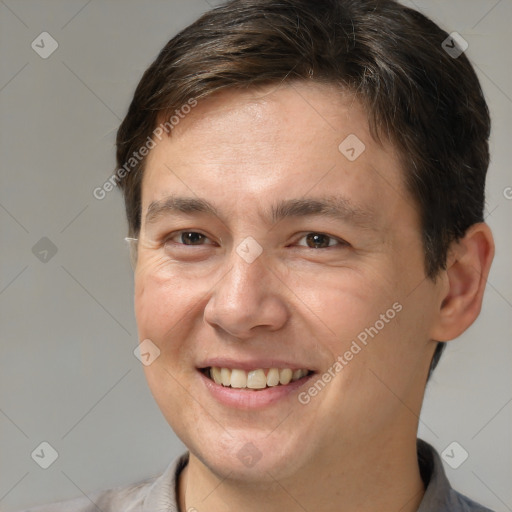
[
  {"x1": 135, "y1": 266, "x2": 203, "y2": 404},
  {"x1": 294, "y1": 261, "x2": 426, "y2": 395},
  {"x1": 289, "y1": 265, "x2": 397, "y2": 337},
  {"x1": 134, "y1": 256, "x2": 201, "y2": 342}
]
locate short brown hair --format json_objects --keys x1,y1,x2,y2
[{"x1": 115, "y1": 0, "x2": 491, "y2": 373}]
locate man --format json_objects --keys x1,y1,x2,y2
[{"x1": 24, "y1": 0, "x2": 495, "y2": 510}]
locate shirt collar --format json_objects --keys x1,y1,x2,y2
[
  {"x1": 143, "y1": 451, "x2": 189, "y2": 511},
  {"x1": 143, "y1": 439, "x2": 457, "y2": 511},
  {"x1": 417, "y1": 438, "x2": 454, "y2": 511}
]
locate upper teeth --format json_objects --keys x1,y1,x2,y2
[{"x1": 208, "y1": 367, "x2": 309, "y2": 389}]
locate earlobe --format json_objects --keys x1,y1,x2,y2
[{"x1": 430, "y1": 223, "x2": 494, "y2": 342}]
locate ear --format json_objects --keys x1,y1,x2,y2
[{"x1": 430, "y1": 223, "x2": 495, "y2": 342}]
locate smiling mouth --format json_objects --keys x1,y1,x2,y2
[{"x1": 200, "y1": 367, "x2": 314, "y2": 390}]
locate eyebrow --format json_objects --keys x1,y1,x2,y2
[{"x1": 144, "y1": 195, "x2": 375, "y2": 229}]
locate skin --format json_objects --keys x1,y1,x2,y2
[{"x1": 133, "y1": 81, "x2": 494, "y2": 512}]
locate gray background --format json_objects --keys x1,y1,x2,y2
[{"x1": 0, "y1": 0, "x2": 510, "y2": 510}]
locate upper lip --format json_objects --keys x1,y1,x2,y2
[{"x1": 197, "y1": 357, "x2": 316, "y2": 372}]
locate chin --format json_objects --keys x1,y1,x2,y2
[{"x1": 185, "y1": 426, "x2": 311, "y2": 483}]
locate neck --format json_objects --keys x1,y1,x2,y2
[{"x1": 177, "y1": 432, "x2": 425, "y2": 512}]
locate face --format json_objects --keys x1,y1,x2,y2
[{"x1": 134, "y1": 81, "x2": 443, "y2": 482}]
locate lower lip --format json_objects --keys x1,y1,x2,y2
[{"x1": 198, "y1": 370, "x2": 315, "y2": 409}]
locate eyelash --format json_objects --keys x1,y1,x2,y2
[{"x1": 163, "y1": 231, "x2": 349, "y2": 249}]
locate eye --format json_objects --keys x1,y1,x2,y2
[
  {"x1": 295, "y1": 232, "x2": 348, "y2": 249},
  {"x1": 165, "y1": 231, "x2": 214, "y2": 246}
]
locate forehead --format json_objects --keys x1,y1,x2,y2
[
  {"x1": 142, "y1": 81, "x2": 414, "y2": 226},
  {"x1": 153, "y1": 82, "x2": 378, "y2": 167}
]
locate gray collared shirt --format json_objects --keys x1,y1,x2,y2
[{"x1": 22, "y1": 439, "x2": 494, "y2": 512}]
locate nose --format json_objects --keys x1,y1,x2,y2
[{"x1": 203, "y1": 249, "x2": 289, "y2": 339}]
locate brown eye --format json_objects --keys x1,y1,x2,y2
[
  {"x1": 164, "y1": 231, "x2": 214, "y2": 247},
  {"x1": 296, "y1": 232, "x2": 345, "y2": 249},
  {"x1": 305, "y1": 233, "x2": 332, "y2": 248},
  {"x1": 180, "y1": 232, "x2": 207, "y2": 245}
]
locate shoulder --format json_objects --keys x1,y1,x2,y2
[
  {"x1": 16, "y1": 477, "x2": 153, "y2": 512},
  {"x1": 15, "y1": 451, "x2": 189, "y2": 512},
  {"x1": 446, "y1": 488, "x2": 495, "y2": 512},
  {"x1": 417, "y1": 439, "x2": 495, "y2": 512}
]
